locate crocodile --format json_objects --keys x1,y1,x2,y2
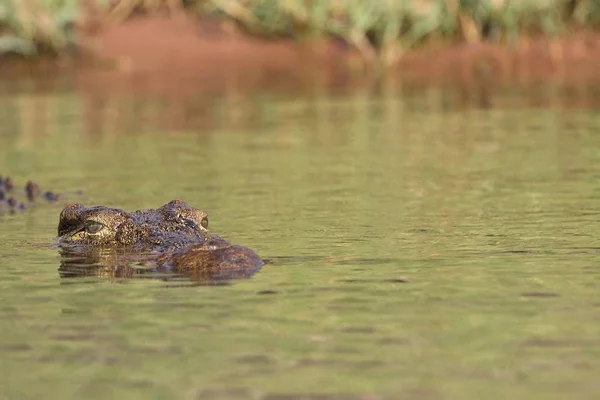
[
  {"x1": 57, "y1": 200, "x2": 264, "y2": 284},
  {"x1": 0, "y1": 175, "x2": 61, "y2": 213}
]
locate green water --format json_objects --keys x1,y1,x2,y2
[{"x1": 0, "y1": 78, "x2": 600, "y2": 399}]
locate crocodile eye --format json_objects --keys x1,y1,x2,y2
[
  {"x1": 184, "y1": 219, "x2": 199, "y2": 230},
  {"x1": 84, "y1": 220, "x2": 104, "y2": 234},
  {"x1": 201, "y1": 217, "x2": 208, "y2": 229}
]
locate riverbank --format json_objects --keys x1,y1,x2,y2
[
  {"x1": 2, "y1": 2, "x2": 600, "y2": 93},
  {"x1": 6, "y1": 15, "x2": 600, "y2": 91}
]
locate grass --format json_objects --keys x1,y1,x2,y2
[
  {"x1": 203, "y1": 0, "x2": 600, "y2": 65},
  {"x1": 0, "y1": 0, "x2": 79, "y2": 56},
  {"x1": 1, "y1": 0, "x2": 600, "y2": 64}
]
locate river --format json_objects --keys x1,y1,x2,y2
[{"x1": 0, "y1": 75, "x2": 599, "y2": 399}]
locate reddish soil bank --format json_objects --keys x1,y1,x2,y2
[
  {"x1": 76, "y1": 15, "x2": 600, "y2": 90},
  {"x1": 4, "y1": 14, "x2": 600, "y2": 97},
  {"x1": 397, "y1": 32, "x2": 600, "y2": 87},
  {"x1": 76, "y1": 15, "x2": 359, "y2": 97}
]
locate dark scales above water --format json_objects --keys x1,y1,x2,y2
[
  {"x1": 57, "y1": 200, "x2": 264, "y2": 284},
  {"x1": 0, "y1": 175, "x2": 61, "y2": 213}
]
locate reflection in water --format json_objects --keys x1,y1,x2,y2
[
  {"x1": 2, "y1": 72, "x2": 600, "y2": 399},
  {"x1": 57, "y1": 244, "x2": 264, "y2": 286},
  {"x1": 57, "y1": 246, "x2": 155, "y2": 280},
  {"x1": 4, "y1": 72, "x2": 600, "y2": 145}
]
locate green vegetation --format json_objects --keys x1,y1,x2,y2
[
  {"x1": 0, "y1": 0, "x2": 79, "y2": 56},
  {"x1": 204, "y1": 0, "x2": 600, "y2": 65},
  {"x1": 2, "y1": 0, "x2": 600, "y2": 64}
]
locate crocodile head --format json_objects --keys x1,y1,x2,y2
[{"x1": 57, "y1": 200, "x2": 209, "y2": 248}]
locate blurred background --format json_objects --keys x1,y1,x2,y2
[{"x1": 1, "y1": 1, "x2": 600, "y2": 400}]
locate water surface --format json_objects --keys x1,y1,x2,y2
[{"x1": 0, "y1": 78, "x2": 599, "y2": 399}]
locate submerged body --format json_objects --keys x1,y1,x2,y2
[{"x1": 57, "y1": 200, "x2": 264, "y2": 283}]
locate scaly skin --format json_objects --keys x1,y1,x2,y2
[
  {"x1": 0, "y1": 175, "x2": 61, "y2": 214},
  {"x1": 57, "y1": 200, "x2": 264, "y2": 284}
]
